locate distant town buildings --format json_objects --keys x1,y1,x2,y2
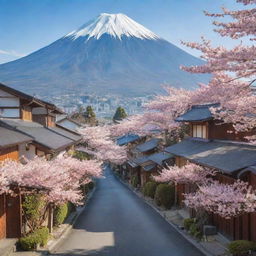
[{"x1": 42, "y1": 93, "x2": 152, "y2": 119}]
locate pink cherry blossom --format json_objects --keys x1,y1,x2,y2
[
  {"x1": 0, "y1": 156, "x2": 102, "y2": 204},
  {"x1": 154, "y1": 163, "x2": 216, "y2": 185},
  {"x1": 78, "y1": 125, "x2": 127, "y2": 164},
  {"x1": 184, "y1": 180, "x2": 256, "y2": 218}
]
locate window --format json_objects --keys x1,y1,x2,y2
[
  {"x1": 0, "y1": 94, "x2": 20, "y2": 118},
  {"x1": 192, "y1": 124, "x2": 207, "y2": 138},
  {"x1": 0, "y1": 108, "x2": 20, "y2": 118}
]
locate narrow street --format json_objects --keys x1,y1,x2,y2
[{"x1": 51, "y1": 166, "x2": 203, "y2": 256}]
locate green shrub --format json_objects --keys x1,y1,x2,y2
[
  {"x1": 189, "y1": 223, "x2": 202, "y2": 240},
  {"x1": 183, "y1": 218, "x2": 195, "y2": 231},
  {"x1": 72, "y1": 151, "x2": 90, "y2": 160},
  {"x1": 19, "y1": 227, "x2": 49, "y2": 251},
  {"x1": 19, "y1": 234, "x2": 38, "y2": 251},
  {"x1": 22, "y1": 195, "x2": 47, "y2": 232},
  {"x1": 36, "y1": 227, "x2": 49, "y2": 246},
  {"x1": 154, "y1": 184, "x2": 175, "y2": 209},
  {"x1": 54, "y1": 203, "x2": 68, "y2": 226},
  {"x1": 131, "y1": 175, "x2": 139, "y2": 188},
  {"x1": 228, "y1": 240, "x2": 256, "y2": 256},
  {"x1": 143, "y1": 181, "x2": 158, "y2": 198}
]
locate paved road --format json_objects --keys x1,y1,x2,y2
[{"x1": 51, "y1": 166, "x2": 203, "y2": 256}]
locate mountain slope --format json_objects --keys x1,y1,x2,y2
[{"x1": 0, "y1": 13, "x2": 208, "y2": 97}]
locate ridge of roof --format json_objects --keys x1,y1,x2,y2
[{"x1": 0, "y1": 83, "x2": 64, "y2": 114}]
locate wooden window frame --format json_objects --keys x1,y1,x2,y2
[{"x1": 192, "y1": 123, "x2": 208, "y2": 139}]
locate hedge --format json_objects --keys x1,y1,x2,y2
[
  {"x1": 22, "y1": 194, "x2": 46, "y2": 232},
  {"x1": 54, "y1": 203, "x2": 68, "y2": 226},
  {"x1": 183, "y1": 218, "x2": 195, "y2": 231},
  {"x1": 228, "y1": 240, "x2": 256, "y2": 256},
  {"x1": 154, "y1": 183, "x2": 175, "y2": 209},
  {"x1": 19, "y1": 227, "x2": 49, "y2": 251},
  {"x1": 143, "y1": 181, "x2": 158, "y2": 198},
  {"x1": 188, "y1": 222, "x2": 202, "y2": 240}
]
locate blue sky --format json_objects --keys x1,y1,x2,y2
[{"x1": 0, "y1": 0, "x2": 245, "y2": 64}]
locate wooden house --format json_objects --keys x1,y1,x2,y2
[
  {"x1": 136, "y1": 151, "x2": 174, "y2": 186},
  {"x1": 165, "y1": 103, "x2": 256, "y2": 241},
  {"x1": 127, "y1": 138, "x2": 160, "y2": 186},
  {"x1": 0, "y1": 83, "x2": 82, "y2": 159},
  {"x1": 0, "y1": 83, "x2": 82, "y2": 239},
  {"x1": 0, "y1": 124, "x2": 33, "y2": 239},
  {"x1": 126, "y1": 138, "x2": 172, "y2": 186},
  {"x1": 115, "y1": 134, "x2": 141, "y2": 179}
]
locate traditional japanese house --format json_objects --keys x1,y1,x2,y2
[
  {"x1": 165, "y1": 103, "x2": 256, "y2": 241},
  {"x1": 0, "y1": 83, "x2": 81, "y2": 159},
  {"x1": 32, "y1": 107, "x2": 63, "y2": 128},
  {"x1": 127, "y1": 138, "x2": 161, "y2": 186},
  {"x1": 115, "y1": 134, "x2": 141, "y2": 179},
  {"x1": 140, "y1": 152, "x2": 174, "y2": 186},
  {"x1": 0, "y1": 124, "x2": 33, "y2": 239},
  {"x1": 0, "y1": 83, "x2": 82, "y2": 239}
]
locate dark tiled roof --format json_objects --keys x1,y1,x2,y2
[
  {"x1": 0, "y1": 125, "x2": 32, "y2": 148},
  {"x1": 127, "y1": 160, "x2": 138, "y2": 168},
  {"x1": 176, "y1": 103, "x2": 219, "y2": 122},
  {"x1": 142, "y1": 163, "x2": 156, "y2": 171},
  {"x1": 48, "y1": 126, "x2": 82, "y2": 142},
  {"x1": 133, "y1": 156, "x2": 151, "y2": 165},
  {"x1": 116, "y1": 134, "x2": 140, "y2": 146},
  {"x1": 56, "y1": 115, "x2": 81, "y2": 126},
  {"x1": 165, "y1": 138, "x2": 256, "y2": 174},
  {"x1": 1, "y1": 119, "x2": 75, "y2": 152},
  {"x1": 130, "y1": 156, "x2": 157, "y2": 172},
  {"x1": 135, "y1": 138, "x2": 160, "y2": 153},
  {"x1": 148, "y1": 152, "x2": 174, "y2": 165}
]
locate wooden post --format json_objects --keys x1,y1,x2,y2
[{"x1": 48, "y1": 204, "x2": 53, "y2": 233}]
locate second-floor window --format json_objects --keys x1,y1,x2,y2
[
  {"x1": 0, "y1": 89, "x2": 20, "y2": 118},
  {"x1": 192, "y1": 124, "x2": 207, "y2": 139}
]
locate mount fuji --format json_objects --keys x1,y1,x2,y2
[{"x1": 0, "y1": 13, "x2": 208, "y2": 97}]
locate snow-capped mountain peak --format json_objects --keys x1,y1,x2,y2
[{"x1": 65, "y1": 13, "x2": 159, "y2": 40}]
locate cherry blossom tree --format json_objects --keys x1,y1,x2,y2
[
  {"x1": 181, "y1": 0, "x2": 256, "y2": 79},
  {"x1": 184, "y1": 180, "x2": 256, "y2": 218},
  {"x1": 181, "y1": 0, "x2": 256, "y2": 132},
  {"x1": 110, "y1": 87, "x2": 192, "y2": 139},
  {"x1": 78, "y1": 125, "x2": 127, "y2": 164},
  {"x1": 0, "y1": 156, "x2": 102, "y2": 204},
  {"x1": 154, "y1": 163, "x2": 216, "y2": 185},
  {"x1": 0, "y1": 156, "x2": 102, "y2": 233}
]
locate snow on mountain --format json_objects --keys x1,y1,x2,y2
[
  {"x1": 0, "y1": 13, "x2": 209, "y2": 98},
  {"x1": 65, "y1": 13, "x2": 159, "y2": 40}
]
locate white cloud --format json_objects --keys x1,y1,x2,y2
[{"x1": 0, "y1": 49, "x2": 25, "y2": 57}]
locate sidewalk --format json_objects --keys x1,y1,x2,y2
[
  {"x1": 118, "y1": 176, "x2": 229, "y2": 256},
  {"x1": 6, "y1": 187, "x2": 96, "y2": 256},
  {"x1": 8, "y1": 206, "x2": 84, "y2": 256},
  {"x1": 0, "y1": 239, "x2": 17, "y2": 256}
]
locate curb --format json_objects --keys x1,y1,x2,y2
[
  {"x1": 47, "y1": 186, "x2": 96, "y2": 254},
  {"x1": 1, "y1": 240, "x2": 17, "y2": 256},
  {"x1": 115, "y1": 174, "x2": 213, "y2": 256}
]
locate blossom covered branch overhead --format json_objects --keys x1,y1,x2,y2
[{"x1": 0, "y1": 156, "x2": 102, "y2": 204}]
